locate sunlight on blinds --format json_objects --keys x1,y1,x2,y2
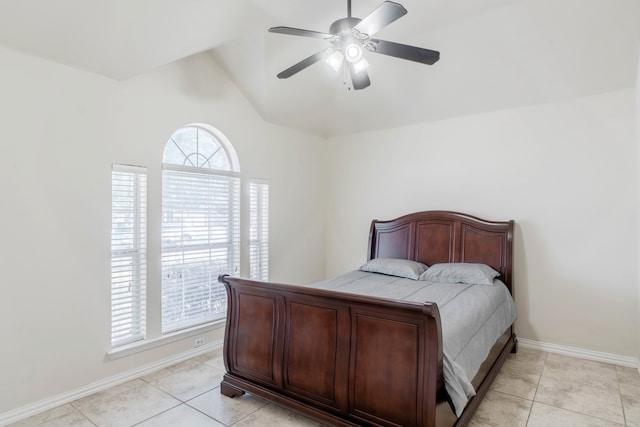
[
  {"x1": 249, "y1": 180, "x2": 269, "y2": 281},
  {"x1": 161, "y1": 169, "x2": 240, "y2": 333},
  {"x1": 111, "y1": 164, "x2": 147, "y2": 348}
]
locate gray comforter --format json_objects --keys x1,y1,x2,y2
[{"x1": 307, "y1": 270, "x2": 517, "y2": 416}]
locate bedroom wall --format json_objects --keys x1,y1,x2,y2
[
  {"x1": 325, "y1": 89, "x2": 639, "y2": 358},
  {"x1": 0, "y1": 45, "x2": 326, "y2": 414},
  {"x1": 636, "y1": 51, "x2": 640, "y2": 362}
]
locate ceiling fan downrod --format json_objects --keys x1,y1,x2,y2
[{"x1": 347, "y1": 0, "x2": 352, "y2": 18}]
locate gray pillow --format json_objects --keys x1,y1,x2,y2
[
  {"x1": 359, "y1": 258, "x2": 428, "y2": 280},
  {"x1": 419, "y1": 263, "x2": 499, "y2": 285}
]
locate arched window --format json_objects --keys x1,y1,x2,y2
[{"x1": 161, "y1": 124, "x2": 240, "y2": 333}]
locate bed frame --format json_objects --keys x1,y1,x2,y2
[{"x1": 218, "y1": 211, "x2": 516, "y2": 427}]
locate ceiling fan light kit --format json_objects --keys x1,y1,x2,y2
[
  {"x1": 268, "y1": 0, "x2": 440, "y2": 90},
  {"x1": 326, "y1": 50, "x2": 344, "y2": 71},
  {"x1": 345, "y1": 44, "x2": 363, "y2": 63}
]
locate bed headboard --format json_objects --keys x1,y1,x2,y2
[{"x1": 368, "y1": 211, "x2": 514, "y2": 293}]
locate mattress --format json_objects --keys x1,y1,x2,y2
[{"x1": 308, "y1": 270, "x2": 517, "y2": 416}]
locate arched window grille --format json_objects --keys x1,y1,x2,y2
[{"x1": 161, "y1": 124, "x2": 240, "y2": 333}]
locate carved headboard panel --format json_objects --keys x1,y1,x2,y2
[{"x1": 368, "y1": 211, "x2": 514, "y2": 293}]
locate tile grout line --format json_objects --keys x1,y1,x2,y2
[
  {"x1": 616, "y1": 368, "x2": 629, "y2": 427},
  {"x1": 529, "y1": 351, "x2": 630, "y2": 426},
  {"x1": 128, "y1": 402, "x2": 183, "y2": 427},
  {"x1": 524, "y1": 350, "x2": 548, "y2": 426},
  {"x1": 68, "y1": 400, "x2": 98, "y2": 427}
]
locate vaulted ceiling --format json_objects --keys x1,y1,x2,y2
[{"x1": 0, "y1": 0, "x2": 638, "y2": 137}]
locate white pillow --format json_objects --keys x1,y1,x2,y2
[
  {"x1": 419, "y1": 263, "x2": 499, "y2": 285},
  {"x1": 359, "y1": 258, "x2": 428, "y2": 280}
]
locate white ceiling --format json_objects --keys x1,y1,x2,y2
[{"x1": 0, "y1": 0, "x2": 638, "y2": 137}]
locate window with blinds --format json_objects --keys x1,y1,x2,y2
[
  {"x1": 161, "y1": 125, "x2": 240, "y2": 334},
  {"x1": 249, "y1": 180, "x2": 269, "y2": 281},
  {"x1": 111, "y1": 164, "x2": 147, "y2": 348}
]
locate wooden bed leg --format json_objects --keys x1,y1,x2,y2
[
  {"x1": 511, "y1": 336, "x2": 518, "y2": 354},
  {"x1": 220, "y1": 380, "x2": 245, "y2": 398}
]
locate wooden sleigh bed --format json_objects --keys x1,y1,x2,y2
[{"x1": 218, "y1": 211, "x2": 517, "y2": 427}]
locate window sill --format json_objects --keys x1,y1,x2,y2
[{"x1": 107, "y1": 320, "x2": 225, "y2": 360}]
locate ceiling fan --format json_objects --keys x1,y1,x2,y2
[{"x1": 268, "y1": 0, "x2": 440, "y2": 90}]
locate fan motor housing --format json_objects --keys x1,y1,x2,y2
[{"x1": 329, "y1": 17, "x2": 361, "y2": 36}]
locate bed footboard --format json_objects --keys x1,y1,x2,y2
[{"x1": 219, "y1": 275, "x2": 444, "y2": 427}]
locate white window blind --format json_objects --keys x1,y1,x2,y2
[
  {"x1": 111, "y1": 164, "x2": 147, "y2": 348},
  {"x1": 161, "y1": 167, "x2": 240, "y2": 333},
  {"x1": 249, "y1": 180, "x2": 269, "y2": 281}
]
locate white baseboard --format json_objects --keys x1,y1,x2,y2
[
  {"x1": 0, "y1": 341, "x2": 223, "y2": 427},
  {"x1": 518, "y1": 338, "x2": 639, "y2": 368}
]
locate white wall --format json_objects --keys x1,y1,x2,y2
[
  {"x1": 0, "y1": 45, "x2": 326, "y2": 414},
  {"x1": 326, "y1": 89, "x2": 638, "y2": 358},
  {"x1": 637, "y1": 49, "x2": 640, "y2": 363}
]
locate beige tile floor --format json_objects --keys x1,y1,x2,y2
[{"x1": 9, "y1": 347, "x2": 640, "y2": 427}]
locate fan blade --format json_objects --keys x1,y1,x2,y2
[
  {"x1": 349, "y1": 63, "x2": 371, "y2": 90},
  {"x1": 269, "y1": 26, "x2": 334, "y2": 39},
  {"x1": 370, "y1": 39, "x2": 440, "y2": 65},
  {"x1": 276, "y1": 48, "x2": 334, "y2": 79},
  {"x1": 353, "y1": 1, "x2": 407, "y2": 37}
]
